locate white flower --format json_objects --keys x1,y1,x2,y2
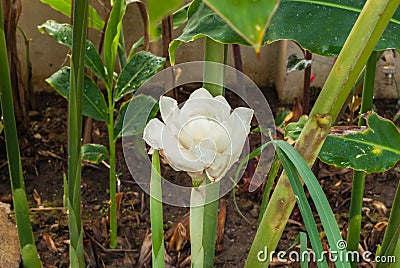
[{"x1": 143, "y1": 88, "x2": 253, "y2": 182}]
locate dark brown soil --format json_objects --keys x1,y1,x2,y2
[{"x1": 0, "y1": 90, "x2": 398, "y2": 267}]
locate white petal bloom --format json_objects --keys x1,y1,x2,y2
[{"x1": 143, "y1": 88, "x2": 253, "y2": 182}]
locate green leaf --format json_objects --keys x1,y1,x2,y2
[
  {"x1": 169, "y1": 0, "x2": 248, "y2": 65},
  {"x1": 21, "y1": 244, "x2": 43, "y2": 268},
  {"x1": 276, "y1": 146, "x2": 328, "y2": 268},
  {"x1": 147, "y1": 0, "x2": 183, "y2": 38},
  {"x1": 204, "y1": 0, "x2": 280, "y2": 51},
  {"x1": 114, "y1": 95, "x2": 158, "y2": 139},
  {"x1": 46, "y1": 67, "x2": 108, "y2": 121},
  {"x1": 275, "y1": 139, "x2": 351, "y2": 268},
  {"x1": 104, "y1": 0, "x2": 126, "y2": 84},
  {"x1": 319, "y1": 112, "x2": 400, "y2": 173},
  {"x1": 265, "y1": 0, "x2": 400, "y2": 56},
  {"x1": 38, "y1": 20, "x2": 107, "y2": 83},
  {"x1": 39, "y1": 0, "x2": 105, "y2": 31},
  {"x1": 82, "y1": 144, "x2": 109, "y2": 164},
  {"x1": 128, "y1": 3, "x2": 189, "y2": 57},
  {"x1": 285, "y1": 115, "x2": 308, "y2": 142},
  {"x1": 114, "y1": 51, "x2": 165, "y2": 102}
]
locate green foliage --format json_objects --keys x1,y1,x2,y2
[
  {"x1": 276, "y1": 146, "x2": 328, "y2": 267},
  {"x1": 21, "y1": 244, "x2": 42, "y2": 268},
  {"x1": 0, "y1": 3, "x2": 42, "y2": 265},
  {"x1": 266, "y1": 0, "x2": 400, "y2": 56},
  {"x1": 114, "y1": 51, "x2": 165, "y2": 102},
  {"x1": 284, "y1": 115, "x2": 308, "y2": 141},
  {"x1": 275, "y1": 140, "x2": 350, "y2": 268},
  {"x1": 38, "y1": 20, "x2": 107, "y2": 83},
  {"x1": 39, "y1": 0, "x2": 105, "y2": 31},
  {"x1": 104, "y1": 0, "x2": 126, "y2": 84},
  {"x1": 46, "y1": 67, "x2": 108, "y2": 122},
  {"x1": 204, "y1": 0, "x2": 280, "y2": 51},
  {"x1": 169, "y1": 0, "x2": 248, "y2": 64},
  {"x1": 82, "y1": 143, "x2": 109, "y2": 164},
  {"x1": 114, "y1": 95, "x2": 158, "y2": 139},
  {"x1": 147, "y1": 0, "x2": 182, "y2": 38},
  {"x1": 319, "y1": 112, "x2": 400, "y2": 173}
]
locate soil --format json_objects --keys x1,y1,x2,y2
[{"x1": 0, "y1": 90, "x2": 399, "y2": 267}]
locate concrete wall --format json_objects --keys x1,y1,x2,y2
[{"x1": 16, "y1": 1, "x2": 400, "y2": 103}]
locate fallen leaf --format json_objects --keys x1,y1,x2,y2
[{"x1": 42, "y1": 233, "x2": 58, "y2": 253}]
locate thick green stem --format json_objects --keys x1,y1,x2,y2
[
  {"x1": 107, "y1": 88, "x2": 118, "y2": 249},
  {"x1": 203, "y1": 37, "x2": 227, "y2": 96},
  {"x1": 201, "y1": 37, "x2": 226, "y2": 267},
  {"x1": 377, "y1": 182, "x2": 400, "y2": 268},
  {"x1": 346, "y1": 51, "x2": 376, "y2": 267},
  {"x1": 202, "y1": 180, "x2": 220, "y2": 268},
  {"x1": 68, "y1": 0, "x2": 89, "y2": 266},
  {"x1": 191, "y1": 182, "x2": 206, "y2": 268},
  {"x1": 150, "y1": 150, "x2": 165, "y2": 267},
  {"x1": 246, "y1": 1, "x2": 399, "y2": 267}
]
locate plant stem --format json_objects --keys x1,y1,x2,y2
[
  {"x1": 246, "y1": 1, "x2": 399, "y2": 266},
  {"x1": 150, "y1": 150, "x2": 165, "y2": 267},
  {"x1": 202, "y1": 179, "x2": 220, "y2": 268},
  {"x1": 107, "y1": 88, "x2": 118, "y2": 249},
  {"x1": 377, "y1": 182, "x2": 400, "y2": 268},
  {"x1": 190, "y1": 183, "x2": 206, "y2": 268},
  {"x1": 0, "y1": 5, "x2": 41, "y2": 266},
  {"x1": 68, "y1": 0, "x2": 89, "y2": 266},
  {"x1": 346, "y1": 51, "x2": 376, "y2": 267},
  {"x1": 201, "y1": 37, "x2": 226, "y2": 267},
  {"x1": 203, "y1": 37, "x2": 227, "y2": 96}
]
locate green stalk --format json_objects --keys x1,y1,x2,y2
[
  {"x1": 150, "y1": 150, "x2": 165, "y2": 267},
  {"x1": 203, "y1": 37, "x2": 227, "y2": 96},
  {"x1": 68, "y1": 0, "x2": 89, "y2": 266},
  {"x1": 377, "y1": 182, "x2": 400, "y2": 268},
  {"x1": 346, "y1": 51, "x2": 377, "y2": 267},
  {"x1": 201, "y1": 37, "x2": 226, "y2": 267},
  {"x1": 0, "y1": 2, "x2": 42, "y2": 267},
  {"x1": 246, "y1": 1, "x2": 399, "y2": 267},
  {"x1": 190, "y1": 180, "x2": 207, "y2": 268},
  {"x1": 107, "y1": 88, "x2": 118, "y2": 249}
]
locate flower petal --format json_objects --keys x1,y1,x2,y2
[
  {"x1": 226, "y1": 107, "x2": 253, "y2": 157},
  {"x1": 159, "y1": 96, "x2": 180, "y2": 131},
  {"x1": 143, "y1": 118, "x2": 165, "y2": 150},
  {"x1": 162, "y1": 126, "x2": 208, "y2": 173}
]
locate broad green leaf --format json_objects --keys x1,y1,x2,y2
[
  {"x1": 128, "y1": 3, "x2": 189, "y2": 58},
  {"x1": 114, "y1": 95, "x2": 158, "y2": 139},
  {"x1": 104, "y1": 0, "x2": 126, "y2": 84},
  {"x1": 147, "y1": 0, "x2": 183, "y2": 38},
  {"x1": 204, "y1": 0, "x2": 280, "y2": 52},
  {"x1": 276, "y1": 139, "x2": 351, "y2": 268},
  {"x1": 40, "y1": 0, "x2": 105, "y2": 31},
  {"x1": 319, "y1": 112, "x2": 400, "y2": 173},
  {"x1": 169, "y1": 0, "x2": 248, "y2": 65},
  {"x1": 265, "y1": 0, "x2": 400, "y2": 56},
  {"x1": 46, "y1": 67, "x2": 108, "y2": 121},
  {"x1": 82, "y1": 143, "x2": 109, "y2": 164},
  {"x1": 285, "y1": 115, "x2": 308, "y2": 142},
  {"x1": 38, "y1": 20, "x2": 107, "y2": 83},
  {"x1": 114, "y1": 51, "x2": 165, "y2": 102}
]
